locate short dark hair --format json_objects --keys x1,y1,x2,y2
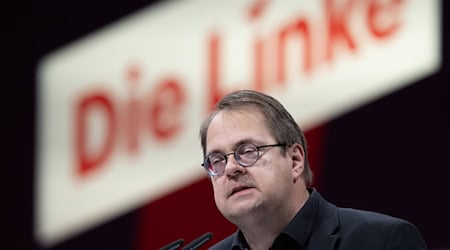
[{"x1": 200, "y1": 90, "x2": 313, "y2": 186}]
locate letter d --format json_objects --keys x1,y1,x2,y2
[{"x1": 75, "y1": 92, "x2": 116, "y2": 177}]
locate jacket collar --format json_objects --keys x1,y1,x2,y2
[{"x1": 306, "y1": 189, "x2": 340, "y2": 250}]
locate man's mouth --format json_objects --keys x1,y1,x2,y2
[{"x1": 230, "y1": 185, "x2": 253, "y2": 197}]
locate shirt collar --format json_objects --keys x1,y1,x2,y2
[
  {"x1": 281, "y1": 188, "x2": 319, "y2": 247},
  {"x1": 230, "y1": 188, "x2": 319, "y2": 249},
  {"x1": 231, "y1": 230, "x2": 249, "y2": 250}
]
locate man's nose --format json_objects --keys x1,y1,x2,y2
[{"x1": 224, "y1": 154, "x2": 247, "y2": 178}]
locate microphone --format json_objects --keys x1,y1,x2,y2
[
  {"x1": 182, "y1": 232, "x2": 213, "y2": 250},
  {"x1": 159, "y1": 239, "x2": 185, "y2": 250}
]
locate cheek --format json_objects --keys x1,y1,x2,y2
[
  {"x1": 257, "y1": 158, "x2": 292, "y2": 187},
  {"x1": 211, "y1": 181, "x2": 224, "y2": 202},
  {"x1": 257, "y1": 156, "x2": 282, "y2": 175}
]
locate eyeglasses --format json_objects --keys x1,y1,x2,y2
[{"x1": 202, "y1": 143, "x2": 286, "y2": 176}]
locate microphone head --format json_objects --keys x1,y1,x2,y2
[
  {"x1": 159, "y1": 238, "x2": 185, "y2": 250},
  {"x1": 182, "y1": 232, "x2": 213, "y2": 250}
]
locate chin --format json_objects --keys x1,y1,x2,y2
[{"x1": 224, "y1": 200, "x2": 264, "y2": 219}]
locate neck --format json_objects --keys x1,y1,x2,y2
[{"x1": 238, "y1": 188, "x2": 310, "y2": 250}]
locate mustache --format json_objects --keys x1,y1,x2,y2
[{"x1": 227, "y1": 178, "x2": 256, "y2": 197}]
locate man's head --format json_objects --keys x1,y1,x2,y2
[
  {"x1": 199, "y1": 90, "x2": 312, "y2": 224},
  {"x1": 200, "y1": 90, "x2": 312, "y2": 185}
]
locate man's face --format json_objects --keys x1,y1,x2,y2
[{"x1": 206, "y1": 109, "x2": 299, "y2": 222}]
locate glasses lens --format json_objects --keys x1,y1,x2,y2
[
  {"x1": 204, "y1": 153, "x2": 226, "y2": 175},
  {"x1": 236, "y1": 144, "x2": 259, "y2": 166}
]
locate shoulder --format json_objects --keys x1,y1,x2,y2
[
  {"x1": 338, "y1": 207, "x2": 420, "y2": 233},
  {"x1": 336, "y1": 208, "x2": 427, "y2": 249},
  {"x1": 312, "y1": 189, "x2": 419, "y2": 233},
  {"x1": 311, "y1": 190, "x2": 427, "y2": 249},
  {"x1": 339, "y1": 207, "x2": 401, "y2": 226}
]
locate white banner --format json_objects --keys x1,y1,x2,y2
[{"x1": 36, "y1": 0, "x2": 441, "y2": 246}]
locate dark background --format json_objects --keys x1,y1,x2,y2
[{"x1": 9, "y1": 0, "x2": 449, "y2": 249}]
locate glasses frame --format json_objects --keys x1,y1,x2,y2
[{"x1": 202, "y1": 143, "x2": 286, "y2": 176}]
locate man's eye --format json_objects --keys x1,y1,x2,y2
[
  {"x1": 210, "y1": 156, "x2": 224, "y2": 164},
  {"x1": 242, "y1": 149, "x2": 255, "y2": 154}
]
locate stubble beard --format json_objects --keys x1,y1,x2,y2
[{"x1": 221, "y1": 195, "x2": 269, "y2": 226}]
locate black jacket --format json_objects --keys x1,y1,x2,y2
[{"x1": 209, "y1": 189, "x2": 427, "y2": 250}]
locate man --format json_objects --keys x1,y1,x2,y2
[{"x1": 199, "y1": 90, "x2": 427, "y2": 250}]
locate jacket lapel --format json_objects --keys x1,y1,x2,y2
[
  {"x1": 307, "y1": 190, "x2": 341, "y2": 250},
  {"x1": 308, "y1": 231, "x2": 339, "y2": 250}
]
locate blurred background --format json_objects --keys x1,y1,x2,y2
[{"x1": 10, "y1": 0, "x2": 449, "y2": 249}]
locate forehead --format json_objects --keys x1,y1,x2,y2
[{"x1": 206, "y1": 109, "x2": 274, "y2": 151}]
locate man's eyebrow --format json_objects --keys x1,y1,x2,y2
[
  {"x1": 206, "y1": 138, "x2": 258, "y2": 156},
  {"x1": 232, "y1": 138, "x2": 256, "y2": 149}
]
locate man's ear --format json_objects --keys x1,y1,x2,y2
[{"x1": 290, "y1": 143, "x2": 305, "y2": 182}]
